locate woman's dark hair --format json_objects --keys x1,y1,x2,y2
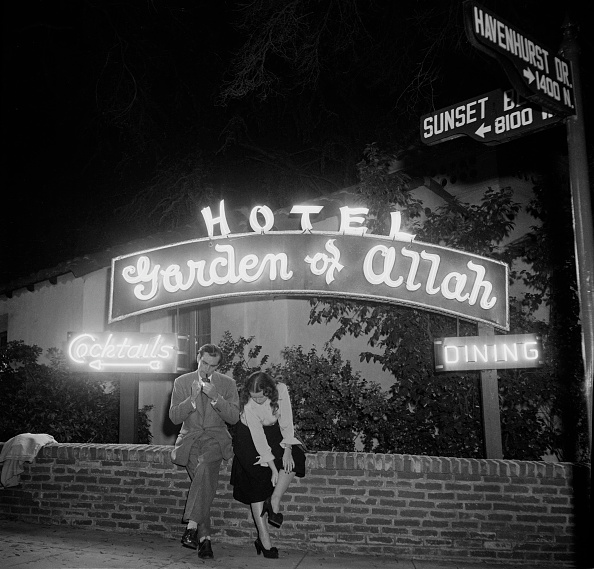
[{"x1": 239, "y1": 371, "x2": 279, "y2": 415}]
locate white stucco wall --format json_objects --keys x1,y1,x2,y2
[
  {"x1": 210, "y1": 297, "x2": 395, "y2": 388},
  {"x1": 1, "y1": 274, "x2": 84, "y2": 360}
]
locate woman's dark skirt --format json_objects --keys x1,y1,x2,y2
[{"x1": 230, "y1": 421, "x2": 305, "y2": 505}]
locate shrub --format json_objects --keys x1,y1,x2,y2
[
  {"x1": 0, "y1": 341, "x2": 152, "y2": 444},
  {"x1": 271, "y1": 345, "x2": 388, "y2": 452}
]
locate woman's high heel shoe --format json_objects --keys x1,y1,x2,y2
[
  {"x1": 261, "y1": 496, "x2": 284, "y2": 528},
  {"x1": 254, "y1": 538, "x2": 279, "y2": 559}
]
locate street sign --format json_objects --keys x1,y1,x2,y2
[
  {"x1": 464, "y1": 1, "x2": 575, "y2": 117},
  {"x1": 420, "y1": 88, "x2": 561, "y2": 146}
]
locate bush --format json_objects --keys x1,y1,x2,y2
[
  {"x1": 271, "y1": 345, "x2": 387, "y2": 452},
  {"x1": 0, "y1": 341, "x2": 152, "y2": 444},
  {"x1": 217, "y1": 331, "x2": 269, "y2": 390}
]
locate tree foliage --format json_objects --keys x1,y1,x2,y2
[
  {"x1": 0, "y1": 341, "x2": 152, "y2": 444},
  {"x1": 218, "y1": 331, "x2": 270, "y2": 392},
  {"x1": 5, "y1": 0, "x2": 589, "y2": 285},
  {"x1": 504, "y1": 159, "x2": 589, "y2": 462},
  {"x1": 271, "y1": 345, "x2": 387, "y2": 452},
  {"x1": 306, "y1": 145, "x2": 589, "y2": 462}
]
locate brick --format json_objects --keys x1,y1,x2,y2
[
  {"x1": 434, "y1": 502, "x2": 463, "y2": 510},
  {"x1": 411, "y1": 528, "x2": 438, "y2": 537},
  {"x1": 363, "y1": 517, "x2": 393, "y2": 526},
  {"x1": 371, "y1": 499, "x2": 405, "y2": 508},
  {"x1": 427, "y1": 492, "x2": 455, "y2": 500},
  {"x1": 430, "y1": 510, "x2": 457, "y2": 519},
  {"x1": 399, "y1": 510, "x2": 429, "y2": 518},
  {"x1": 397, "y1": 490, "x2": 425, "y2": 498},
  {"x1": 355, "y1": 479, "x2": 384, "y2": 487},
  {"x1": 353, "y1": 524, "x2": 379, "y2": 533},
  {"x1": 98, "y1": 477, "x2": 122, "y2": 485},
  {"x1": 408, "y1": 500, "x2": 436, "y2": 508},
  {"x1": 366, "y1": 536, "x2": 393, "y2": 544},
  {"x1": 338, "y1": 488, "x2": 365, "y2": 496},
  {"x1": 92, "y1": 503, "x2": 116, "y2": 511},
  {"x1": 337, "y1": 533, "x2": 366, "y2": 543},
  {"x1": 444, "y1": 482, "x2": 472, "y2": 491},
  {"x1": 381, "y1": 525, "x2": 412, "y2": 534},
  {"x1": 111, "y1": 513, "x2": 133, "y2": 520}
]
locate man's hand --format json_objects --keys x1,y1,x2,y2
[{"x1": 202, "y1": 381, "x2": 219, "y2": 400}]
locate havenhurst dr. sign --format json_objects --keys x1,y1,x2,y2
[
  {"x1": 464, "y1": 1, "x2": 575, "y2": 117},
  {"x1": 109, "y1": 201, "x2": 509, "y2": 330}
]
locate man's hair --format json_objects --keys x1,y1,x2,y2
[{"x1": 198, "y1": 343, "x2": 223, "y2": 365}]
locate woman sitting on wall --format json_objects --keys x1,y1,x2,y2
[{"x1": 230, "y1": 371, "x2": 306, "y2": 559}]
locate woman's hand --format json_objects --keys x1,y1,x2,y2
[
  {"x1": 270, "y1": 465, "x2": 279, "y2": 487},
  {"x1": 282, "y1": 446, "x2": 294, "y2": 472}
]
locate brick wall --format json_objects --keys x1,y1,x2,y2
[{"x1": 0, "y1": 443, "x2": 585, "y2": 566}]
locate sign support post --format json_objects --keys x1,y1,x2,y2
[
  {"x1": 119, "y1": 374, "x2": 139, "y2": 444},
  {"x1": 477, "y1": 323, "x2": 503, "y2": 458},
  {"x1": 561, "y1": 18, "x2": 594, "y2": 460},
  {"x1": 562, "y1": 25, "x2": 593, "y2": 555}
]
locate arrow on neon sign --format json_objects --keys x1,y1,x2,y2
[{"x1": 88, "y1": 360, "x2": 163, "y2": 371}]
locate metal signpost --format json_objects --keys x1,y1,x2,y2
[{"x1": 421, "y1": 88, "x2": 561, "y2": 146}]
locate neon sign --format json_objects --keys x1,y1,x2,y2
[
  {"x1": 109, "y1": 201, "x2": 509, "y2": 330},
  {"x1": 433, "y1": 333, "x2": 544, "y2": 371},
  {"x1": 67, "y1": 332, "x2": 178, "y2": 373}
]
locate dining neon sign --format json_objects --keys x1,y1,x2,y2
[
  {"x1": 109, "y1": 200, "x2": 509, "y2": 330},
  {"x1": 434, "y1": 333, "x2": 543, "y2": 371},
  {"x1": 67, "y1": 332, "x2": 178, "y2": 373}
]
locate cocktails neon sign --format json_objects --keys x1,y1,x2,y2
[
  {"x1": 67, "y1": 332, "x2": 178, "y2": 373},
  {"x1": 109, "y1": 200, "x2": 509, "y2": 330}
]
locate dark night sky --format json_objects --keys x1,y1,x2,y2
[{"x1": 2, "y1": 0, "x2": 591, "y2": 287}]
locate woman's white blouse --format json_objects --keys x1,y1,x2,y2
[{"x1": 241, "y1": 382, "x2": 301, "y2": 466}]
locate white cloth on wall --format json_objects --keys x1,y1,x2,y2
[{"x1": 0, "y1": 433, "x2": 57, "y2": 488}]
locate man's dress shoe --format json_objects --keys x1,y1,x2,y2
[
  {"x1": 198, "y1": 538, "x2": 214, "y2": 559},
  {"x1": 181, "y1": 528, "x2": 198, "y2": 550}
]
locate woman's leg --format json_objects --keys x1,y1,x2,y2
[
  {"x1": 270, "y1": 470, "x2": 295, "y2": 512},
  {"x1": 250, "y1": 502, "x2": 272, "y2": 549}
]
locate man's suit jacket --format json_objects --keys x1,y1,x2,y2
[{"x1": 169, "y1": 369, "x2": 239, "y2": 466}]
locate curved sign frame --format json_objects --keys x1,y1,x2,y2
[{"x1": 109, "y1": 231, "x2": 509, "y2": 330}]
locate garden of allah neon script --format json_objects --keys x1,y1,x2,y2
[{"x1": 109, "y1": 201, "x2": 509, "y2": 330}]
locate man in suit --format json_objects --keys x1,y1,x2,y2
[{"x1": 169, "y1": 343, "x2": 239, "y2": 559}]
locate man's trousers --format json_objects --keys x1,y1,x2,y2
[{"x1": 183, "y1": 435, "x2": 224, "y2": 538}]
